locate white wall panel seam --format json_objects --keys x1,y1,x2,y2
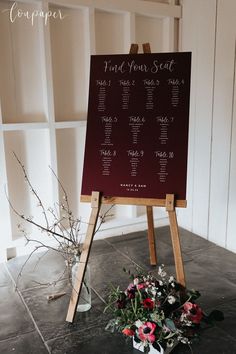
[
  {"x1": 207, "y1": 0, "x2": 218, "y2": 241},
  {"x1": 208, "y1": 0, "x2": 236, "y2": 247},
  {"x1": 225, "y1": 41, "x2": 236, "y2": 249},
  {"x1": 8, "y1": 13, "x2": 17, "y2": 120}
]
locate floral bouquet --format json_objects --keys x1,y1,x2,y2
[{"x1": 104, "y1": 265, "x2": 223, "y2": 353}]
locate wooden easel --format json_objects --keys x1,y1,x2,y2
[{"x1": 66, "y1": 43, "x2": 186, "y2": 323}]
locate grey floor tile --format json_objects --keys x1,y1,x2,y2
[
  {"x1": 207, "y1": 298, "x2": 236, "y2": 340},
  {"x1": 90, "y1": 239, "x2": 115, "y2": 257},
  {"x1": 184, "y1": 261, "x2": 236, "y2": 309},
  {"x1": 47, "y1": 327, "x2": 132, "y2": 354},
  {"x1": 0, "y1": 331, "x2": 49, "y2": 354},
  {"x1": 178, "y1": 227, "x2": 213, "y2": 254},
  {"x1": 6, "y1": 249, "x2": 68, "y2": 291},
  {"x1": 0, "y1": 285, "x2": 34, "y2": 341},
  {"x1": 90, "y1": 250, "x2": 141, "y2": 298},
  {"x1": 0, "y1": 263, "x2": 11, "y2": 287},
  {"x1": 173, "y1": 327, "x2": 236, "y2": 354},
  {"x1": 105, "y1": 230, "x2": 192, "y2": 270},
  {"x1": 147, "y1": 226, "x2": 213, "y2": 255},
  {"x1": 189, "y1": 244, "x2": 236, "y2": 284},
  {"x1": 22, "y1": 280, "x2": 108, "y2": 342}
]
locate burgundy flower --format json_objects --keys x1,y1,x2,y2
[
  {"x1": 138, "y1": 322, "x2": 156, "y2": 343},
  {"x1": 117, "y1": 299, "x2": 126, "y2": 309},
  {"x1": 143, "y1": 298, "x2": 154, "y2": 310},
  {"x1": 183, "y1": 302, "x2": 203, "y2": 324},
  {"x1": 127, "y1": 284, "x2": 136, "y2": 299}
]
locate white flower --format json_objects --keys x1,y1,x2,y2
[
  {"x1": 167, "y1": 295, "x2": 176, "y2": 304},
  {"x1": 169, "y1": 276, "x2": 174, "y2": 283},
  {"x1": 133, "y1": 278, "x2": 139, "y2": 285},
  {"x1": 180, "y1": 337, "x2": 189, "y2": 344},
  {"x1": 167, "y1": 338, "x2": 175, "y2": 347},
  {"x1": 151, "y1": 289, "x2": 157, "y2": 297},
  {"x1": 135, "y1": 320, "x2": 143, "y2": 328},
  {"x1": 159, "y1": 280, "x2": 163, "y2": 286},
  {"x1": 180, "y1": 313, "x2": 192, "y2": 326},
  {"x1": 158, "y1": 266, "x2": 167, "y2": 277}
]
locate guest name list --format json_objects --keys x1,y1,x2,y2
[{"x1": 81, "y1": 52, "x2": 191, "y2": 200}]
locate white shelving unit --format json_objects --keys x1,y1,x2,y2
[{"x1": 0, "y1": 0, "x2": 181, "y2": 260}]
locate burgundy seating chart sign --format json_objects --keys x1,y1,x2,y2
[{"x1": 81, "y1": 52, "x2": 191, "y2": 201}]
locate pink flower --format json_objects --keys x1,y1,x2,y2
[
  {"x1": 126, "y1": 283, "x2": 136, "y2": 299},
  {"x1": 183, "y1": 302, "x2": 203, "y2": 324},
  {"x1": 122, "y1": 328, "x2": 135, "y2": 337},
  {"x1": 138, "y1": 322, "x2": 156, "y2": 343},
  {"x1": 137, "y1": 283, "x2": 146, "y2": 290},
  {"x1": 142, "y1": 298, "x2": 154, "y2": 310}
]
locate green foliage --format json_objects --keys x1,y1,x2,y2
[{"x1": 104, "y1": 265, "x2": 224, "y2": 353}]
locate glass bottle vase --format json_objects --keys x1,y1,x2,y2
[{"x1": 71, "y1": 258, "x2": 91, "y2": 312}]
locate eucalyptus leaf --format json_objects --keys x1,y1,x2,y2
[{"x1": 165, "y1": 318, "x2": 176, "y2": 331}]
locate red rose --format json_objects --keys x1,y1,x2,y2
[
  {"x1": 122, "y1": 328, "x2": 135, "y2": 337},
  {"x1": 183, "y1": 302, "x2": 203, "y2": 324},
  {"x1": 143, "y1": 298, "x2": 154, "y2": 310}
]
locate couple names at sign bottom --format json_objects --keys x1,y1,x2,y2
[{"x1": 81, "y1": 52, "x2": 191, "y2": 201}]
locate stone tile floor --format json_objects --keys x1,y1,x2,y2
[{"x1": 1, "y1": 226, "x2": 236, "y2": 353}]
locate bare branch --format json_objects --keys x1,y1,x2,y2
[
  {"x1": 95, "y1": 204, "x2": 114, "y2": 234},
  {"x1": 49, "y1": 166, "x2": 76, "y2": 243},
  {"x1": 15, "y1": 245, "x2": 46, "y2": 287},
  {"x1": 6, "y1": 155, "x2": 113, "y2": 293},
  {"x1": 13, "y1": 152, "x2": 50, "y2": 230}
]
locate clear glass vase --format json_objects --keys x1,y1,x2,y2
[{"x1": 72, "y1": 258, "x2": 91, "y2": 312}]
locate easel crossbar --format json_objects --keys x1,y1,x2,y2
[{"x1": 81, "y1": 195, "x2": 187, "y2": 208}]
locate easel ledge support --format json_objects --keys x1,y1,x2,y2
[
  {"x1": 166, "y1": 194, "x2": 186, "y2": 287},
  {"x1": 66, "y1": 191, "x2": 101, "y2": 323}
]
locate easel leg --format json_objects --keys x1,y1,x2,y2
[
  {"x1": 166, "y1": 194, "x2": 186, "y2": 287},
  {"x1": 137, "y1": 42, "x2": 157, "y2": 266},
  {"x1": 146, "y1": 206, "x2": 157, "y2": 265},
  {"x1": 66, "y1": 191, "x2": 101, "y2": 323}
]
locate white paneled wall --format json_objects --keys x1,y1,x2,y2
[
  {"x1": 179, "y1": 0, "x2": 236, "y2": 252},
  {"x1": 0, "y1": 0, "x2": 181, "y2": 260},
  {"x1": 49, "y1": 6, "x2": 88, "y2": 121},
  {"x1": 2, "y1": 0, "x2": 235, "y2": 259}
]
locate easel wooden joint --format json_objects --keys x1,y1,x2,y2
[{"x1": 66, "y1": 43, "x2": 187, "y2": 323}]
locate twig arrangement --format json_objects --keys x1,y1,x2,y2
[{"x1": 7, "y1": 152, "x2": 114, "y2": 287}]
